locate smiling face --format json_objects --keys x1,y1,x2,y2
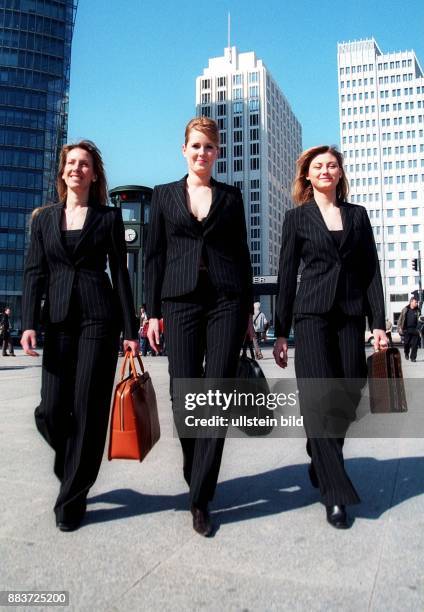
[
  {"x1": 306, "y1": 152, "x2": 342, "y2": 197},
  {"x1": 182, "y1": 129, "x2": 219, "y2": 177},
  {"x1": 62, "y1": 147, "x2": 96, "y2": 197}
]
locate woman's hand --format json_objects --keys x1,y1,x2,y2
[
  {"x1": 147, "y1": 318, "x2": 161, "y2": 354},
  {"x1": 123, "y1": 339, "x2": 140, "y2": 356},
  {"x1": 273, "y1": 336, "x2": 288, "y2": 368},
  {"x1": 20, "y1": 329, "x2": 39, "y2": 357},
  {"x1": 245, "y1": 314, "x2": 256, "y2": 341},
  {"x1": 372, "y1": 329, "x2": 389, "y2": 352}
]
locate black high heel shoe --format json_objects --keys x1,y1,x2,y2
[{"x1": 326, "y1": 504, "x2": 349, "y2": 529}]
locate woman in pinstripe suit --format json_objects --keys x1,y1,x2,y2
[
  {"x1": 274, "y1": 145, "x2": 388, "y2": 529},
  {"x1": 21, "y1": 141, "x2": 139, "y2": 532},
  {"x1": 145, "y1": 117, "x2": 254, "y2": 536}
]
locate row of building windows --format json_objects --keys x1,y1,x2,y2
[
  {"x1": 0, "y1": 107, "x2": 46, "y2": 129},
  {"x1": 0, "y1": 211, "x2": 29, "y2": 229},
  {"x1": 5, "y1": 1, "x2": 70, "y2": 21},
  {"x1": 0, "y1": 87, "x2": 47, "y2": 110},
  {"x1": 351, "y1": 191, "x2": 419, "y2": 203},
  {"x1": 0, "y1": 29, "x2": 65, "y2": 57},
  {"x1": 386, "y1": 276, "x2": 420, "y2": 287},
  {"x1": 0, "y1": 190, "x2": 42, "y2": 208},
  {"x1": 0, "y1": 128, "x2": 44, "y2": 149},
  {"x1": 201, "y1": 72, "x2": 259, "y2": 90},
  {"x1": 2, "y1": 8, "x2": 68, "y2": 38},
  {"x1": 372, "y1": 224, "x2": 421, "y2": 235},
  {"x1": 379, "y1": 88, "x2": 416, "y2": 98},
  {"x1": 380, "y1": 241, "x2": 422, "y2": 252},
  {"x1": 0, "y1": 231, "x2": 25, "y2": 249},
  {"x1": 0, "y1": 49, "x2": 66, "y2": 77},
  {"x1": 340, "y1": 64, "x2": 375, "y2": 75},
  {"x1": 341, "y1": 120, "x2": 376, "y2": 130},
  {"x1": 0, "y1": 149, "x2": 44, "y2": 169},
  {"x1": 0, "y1": 272, "x2": 22, "y2": 292},
  {"x1": 0, "y1": 252, "x2": 23, "y2": 270},
  {"x1": 0, "y1": 68, "x2": 64, "y2": 93},
  {"x1": 0, "y1": 169, "x2": 43, "y2": 190},
  {"x1": 386, "y1": 259, "x2": 420, "y2": 269},
  {"x1": 382, "y1": 130, "x2": 423, "y2": 140},
  {"x1": 382, "y1": 145, "x2": 423, "y2": 154},
  {"x1": 340, "y1": 78, "x2": 374, "y2": 88}
]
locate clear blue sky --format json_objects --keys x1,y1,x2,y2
[{"x1": 68, "y1": 0, "x2": 424, "y2": 189}]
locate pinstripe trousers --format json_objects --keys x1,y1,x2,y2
[
  {"x1": 294, "y1": 308, "x2": 367, "y2": 506},
  {"x1": 35, "y1": 301, "x2": 120, "y2": 523},
  {"x1": 162, "y1": 272, "x2": 248, "y2": 509}
]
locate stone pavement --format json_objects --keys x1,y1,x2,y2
[{"x1": 1, "y1": 346, "x2": 424, "y2": 611}]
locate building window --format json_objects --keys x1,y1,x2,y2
[
  {"x1": 233, "y1": 144, "x2": 243, "y2": 157},
  {"x1": 249, "y1": 113, "x2": 259, "y2": 126},
  {"x1": 234, "y1": 159, "x2": 243, "y2": 172},
  {"x1": 217, "y1": 161, "x2": 227, "y2": 174},
  {"x1": 233, "y1": 102, "x2": 243, "y2": 114},
  {"x1": 250, "y1": 158, "x2": 260, "y2": 170}
]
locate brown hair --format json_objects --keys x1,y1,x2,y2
[
  {"x1": 292, "y1": 145, "x2": 349, "y2": 205},
  {"x1": 185, "y1": 117, "x2": 220, "y2": 147},
  {"x1": 56, "y1": 140, "x2": 108, "y2": 206}
]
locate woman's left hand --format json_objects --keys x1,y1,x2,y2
[
  {"x1": 123, "y1": 339, "x2": 140, "y2": 356},
  {"x1": 245, "y1": 314, "x2": 256, "y2": 341},
  {"x1": 372, "y1": 329, "x2": 389, "y2": 351}
]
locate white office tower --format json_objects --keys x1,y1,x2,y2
[
  {"x1": 196, "y1": 46, "x2": 302, "y2": 283},
  {"x1": 338, "y1": 38, "x2": 424, "y2": 322}
]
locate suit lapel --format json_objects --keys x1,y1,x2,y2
[
  {"x1": 339, "y1": 202, "x2": 353, "y2": 251},
  {"x1": 305, "y1": 201, "x2": 334, "y2": 245},
  {"x1": 203, "y1": 177, "x2": 226, "y2": 231},
  {"x1": 170, "y1": 177, "x2": 191, "y2": 222}
]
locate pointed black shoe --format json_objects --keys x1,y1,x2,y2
[
  {"x1": 326, "y1": 504, "x2": 349, "y2": 529},
  {"x1": 55, "y1": 501, "x2": 86, "y2": 532},
  {"x1": 191, "y1": 505, "x2": 213, "y2": 537},
  {"x1": 308, "y1": 463, "x2": 319, "y2": 488}
]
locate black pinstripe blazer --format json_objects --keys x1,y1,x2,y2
[
  {"x1": 22, "y1": 203, "x2": 138, "y2": 339},
  {"x1": 275, "y1": 200, "x2": 385, "y2": 337},
  {"x1": 144, "y1": 176, "x2": 253, "y2": 318}
]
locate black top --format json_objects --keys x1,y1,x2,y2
[
  {"x1": 330, "y1": 229, "x2": 344, "y2": 249},
  {"x1": 61, "y1": 229, "x2": 81, "y2": 260},
  {"x1": 406, "y1": 307, "x2": 418, "y2": 329}
]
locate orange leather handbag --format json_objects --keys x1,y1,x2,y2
[{"x1": 108, "y1": 351, "x2": 160, "y2": 461}]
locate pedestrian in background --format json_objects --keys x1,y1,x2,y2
[
  {"x1": 274, "y1": 145, "x2": 388, "y2": 529},
  {"x1": 145, "y1": 117, "x2": 254, "y2": 536},
  {"x1": 21, "y1": 140, "x2": 139, "y2": 532},
  {"x1": 398, "y1": 297, "x2": 420, "y2": 362},
  {"x1": 0, "y1": 307, "x2": 15, "y2": 356}
]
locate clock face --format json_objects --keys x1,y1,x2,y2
[{"x1": 125, "y1": 228, "x2": 137, "y2": 243}]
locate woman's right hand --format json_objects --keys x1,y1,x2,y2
[
  {"x1": 273, "y1": 336, "x2": 288, "y2": 368},
  {"x1": 20, "y1": 329, "x2": 39, "y2": 357},
  {"x1": 147, "y1": 318, "x2": 161, "y2": 354}
]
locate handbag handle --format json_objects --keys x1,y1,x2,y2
[
  {"x1": 119, "y1": 350, "x2": 145, "y2": 380},
  {"x1": 241, "y1": 340, "x2": 255, "y2": 360}
]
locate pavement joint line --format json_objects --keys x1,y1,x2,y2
[{"x1": 367, "y1": 437, "x2": 402, "y2": 612}]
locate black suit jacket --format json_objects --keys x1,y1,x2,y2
[
  {"x1": 145, "y1": 176, "x2": 253, "y2": 318},
  {"x1": 22, "y1": 203, "x2": 138, "y2": 339},
  {"x1": 275, "y1": 200, "x2": 385, "y2": 337}
]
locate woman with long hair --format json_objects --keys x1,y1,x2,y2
[
  {"x1": 21, "y1": 140, "x2": 139, "y2": 531},
  {"x1": 274, "y1": 145, "x2": 388, "y2": 528}
]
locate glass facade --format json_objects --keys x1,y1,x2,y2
[{"x1": 0, "y1": 0, "x2": 78, "y2": 327}]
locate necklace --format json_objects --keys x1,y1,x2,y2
[{"x1": 65, "y1": 205, "x2": 88, "y2": 230}]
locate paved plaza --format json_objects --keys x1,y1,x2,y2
[{"x1": 1, "y1": 346, "x2": 424, "y2": 611}]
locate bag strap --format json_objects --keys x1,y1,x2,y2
[
  {"x1": 119, "y1": 350, "x2": 145, "y2": 380},
  {"x1": 242, "y1": 340, "x2": 255, "y2": 360}
]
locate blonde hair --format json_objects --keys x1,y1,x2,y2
[
  {"x1": 292, "y1": 145, "x2": 349, "y2": 205},
  {"x1": 56, "y1": 140, "x2": 108, "y2": 206},
  {"x1": 185, "y1": 117, "x2": 219, "y2": 147}
]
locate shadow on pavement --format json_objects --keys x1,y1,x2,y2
[{"x1": 84, "y1": 456, "x2": 424, "y2": 526}]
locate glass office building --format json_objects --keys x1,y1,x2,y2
[{"x1": 0, "y1": 0, "x2": 78, "y2": 327}]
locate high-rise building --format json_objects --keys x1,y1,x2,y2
[
  {"x1": 337, "y1": 38, "x2": 424, "y2": 323},
  {"x1": 0, "y1": 0, "x2": 78, "y2": 326},
  {"x1": 196, "y1": 46, "x2": 302, "y2": 293}
]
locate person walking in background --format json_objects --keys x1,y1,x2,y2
[
  {"x1": 274, "y1": 145, "x2": 388, "y2": 529},
  {"x1": 20, "y1": 140, "x2": 139, "y2": 532},
  {"x1": 0, "y1": 307, "x2": 15, "y2": 356},
  {"x1": 253, "y1": 301, "x2": 268, "y2": 359},
  {"x1": 145, "y1": 117, "x2": 254, "y2": 537},
  {"x1": 398, "y1": 297, "x2": 420, "y2": 362}
]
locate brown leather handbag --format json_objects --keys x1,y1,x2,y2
[
  {"x1": 108, "y1": 351, "x2": 160, "y2": 461},
  {"x1": 367, "y1": 347, "x2": 408, "y2": 413}
]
